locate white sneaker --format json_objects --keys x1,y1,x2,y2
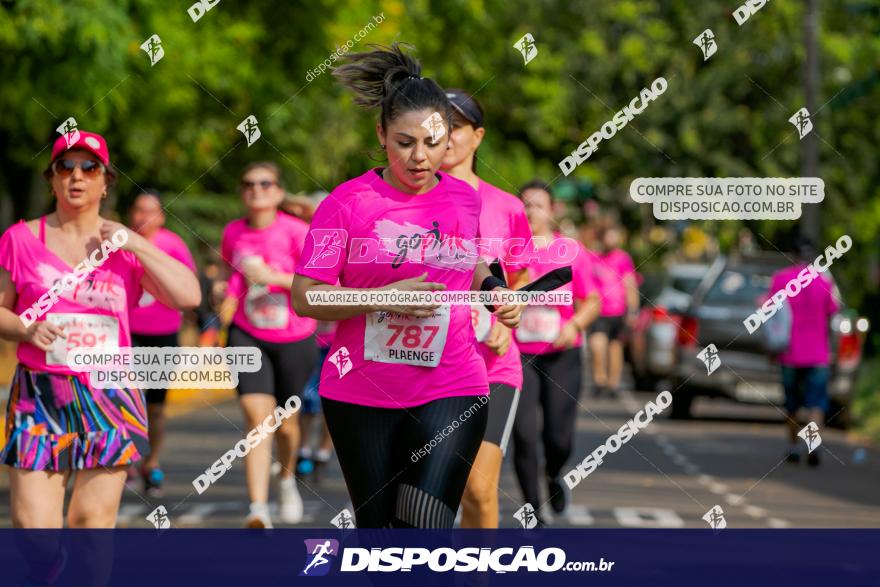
[
  {"x1": 245, "y1": 502, "x2": 273, "y2": 529},
  {"x1": 279, "y1": 476, "x2": 303, "y2": 524}
]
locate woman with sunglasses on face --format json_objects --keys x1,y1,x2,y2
[
  {"x1": 440, "y1": 89, "x2": 533, "y2": 528},
  {"x1": 512, "y1": 180, "x2": 601, "y2": 524},
  {"x1": 0, "y1": 132, "x2": 200, "y2": 528},
  {"x1": 292, "y1": 43, "x2": 522, "y2": 528},
  {"x1": 219, "y1": 162, "x2": 317, "y2": 528}
]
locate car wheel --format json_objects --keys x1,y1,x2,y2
[{"x1": 669, "y1": 388, "x2": 695, "y2": 420}]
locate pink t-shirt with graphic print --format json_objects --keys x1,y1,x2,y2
[
  {"x1": 769, "y1": 264, "x2": 839, "y2": 367},
  {"x1": 474, "y1": 180, "x2": 532, "y2": 389},
  {"x1": 221, "y1": 211, "x2": 316, "y2": 343},
  {"x1": 593, "y1": 248, "x2": 635, "y2": 317},
  {"x1": 130, "y1": 228, "x2": 196, "y2": 335},
  {"x1": 295, "y1": 168, "x2": 488, "y2": 409},
  {"x1": 0, "y1": 220, "x2": 145, "y2": 376},
  {"x1": 514, "y1": 234, "x2": 599, "y2": 355}
]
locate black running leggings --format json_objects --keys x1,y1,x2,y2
[
  {"x1": 512, "y1": 347, "x2": 582, "y2": 507},
  {"x1": 322, "y1": 395, "x2": 488, "y2": 528}
]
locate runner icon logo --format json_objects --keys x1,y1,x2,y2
[
  {"x1": 56, "y1": 117, "x2": 80, "y2": 149},
  {"x1": 693, "y1": 29, "x2": 717, "y2": 61},
  {"x1": 300, "y1": 539, "x2": 339, "y2": 577},
  {"x1": 514, "y1": 503, "x2": 538, "y2": 529},
  {"x1": 697, "y1": 344, "x2": 721, "y2": 375},
  {"x1": 146, "y1": 505, "x2": 171, "y2": 530},
  {"x1": 140, "y1": 34, "x2": 164, "y2": 66},
  {"x1": 328, "y1": 346, "x2": 352, "y2": 378},
  {"x1": 798, "y1": 422, "x2": 822, "y2": 453},
  {"x1": 330, "y1": 508, "x2": 355, "y2": 529},
  {"x1": 237, "y1": 115, "x2": 261, "y2": 147},
  {"x1": 789, "y1": 108, "x2": 813, "y2": 139},
  {"x1": 514, "y1": 33, "x2": 538, "y2": 65},
  {"x1": 702, "y1": 505, "x2": 726, "y2": 530},
  {"x1": 421, "y1": 112, "x2": 446, "y2": 143},
  {"x1": 305, "y1": 229, "x2": 348, "y2": 269}
]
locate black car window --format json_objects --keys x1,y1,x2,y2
[
  {"x1": 703, "y1": 268, "x2": 773, "y2": 305},
  {"x1": 670, "y1": 276, "x2": 703, "y2": 295}
]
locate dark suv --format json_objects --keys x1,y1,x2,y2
[{"x1": 668, "y1": 252, "x2": 866, "y2": 427}]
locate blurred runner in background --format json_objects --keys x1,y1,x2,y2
[
  {"x1": 127, "y1": 190, "x2": 197, "y2": 496},
  {"x1": 220, "y1": 161, "x2": 317, "y2": 528},
  {"x1": 441, "y1": 88, "x2": 531, "y2": 528},
  {"x1": 513, "y1": 180, "x2": 601, "y2": 524},
  {"x1": 768, "y1": 236, "x2": 838, "y2": 467},
  {"x1": 589, "y1": 221, "x2": 638, "y2": 397}
]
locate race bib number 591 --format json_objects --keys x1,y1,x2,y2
[
  {"x1": 46, "y1": 313, "x2": 120, "y2": 366},
  {"x1": 364, "y1": 306, "x2": 450, "y2": 367}
]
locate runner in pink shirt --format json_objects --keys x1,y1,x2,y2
[
  {"x1": 219, "y1": 161, "x2": 317, "y2": 528},
  {"x1": 768, "y1": 237, "x2": 840, "y2": 467},
  {"x1": 0, "y1": 131, "x2": 199, "y2": 529},
  {"x1": 512, "y1": 180, "x2": 601, "y2": 523},
  {"x1": 441, "y1": 88, "x2": 533, "y2": 529},
  {"x1": 589, "y1": 223, "x2": 639, "y2": 397},
  {"x1": 127, "y1": 189, "x2": 197, "y2": 496},
  {"x1": 292, "y1": 43, "x2": 521, "y2": 528}
]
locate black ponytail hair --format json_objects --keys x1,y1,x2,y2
[{"x1": 332, "y1": 42, "x2": 451, "y2": 131}]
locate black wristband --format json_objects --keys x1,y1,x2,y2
[
  {"x1": 481, "y1": 276, "x2": 506, "y2": 312},
  {"x1": 480, "y1": 276, "x2": 506, "y2": 292}
]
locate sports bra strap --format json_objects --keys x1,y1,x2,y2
[{"x1": 39, "y1": 216, "x2": 46, "y2": 244}]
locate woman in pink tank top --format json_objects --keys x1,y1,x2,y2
[{"x1": 0, "y1": 131, "x2": 200, "y2": 529}]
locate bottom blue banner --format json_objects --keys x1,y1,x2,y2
[{"x1": 0, "y1": 529, "x2": 876, "y2": 586}]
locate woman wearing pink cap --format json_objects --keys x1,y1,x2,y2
[
  {"x1": 292, "y1": 43, "x2": 522, "y2": 528},
  {"x1": 0, "y1": 131, "x2": 200, "y2": 528}
]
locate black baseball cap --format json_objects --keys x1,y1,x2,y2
[{"x1": 445, "y1": 89, "x2": 484, "y2": 129}]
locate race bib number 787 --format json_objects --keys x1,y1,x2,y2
[{"x1": 363, "y1": 306, "x2": 450, "y2": 367}]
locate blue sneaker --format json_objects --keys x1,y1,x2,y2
[
  {"x1": 143, "y1": 467, "x2": 165, "y2": 497},
  {"x1": 296, "y1": 457, "x2": 315, "y2": 477}
]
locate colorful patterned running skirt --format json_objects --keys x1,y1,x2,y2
[{"x1": 1, "y1": 364, "x2": 149, "y2": 471}]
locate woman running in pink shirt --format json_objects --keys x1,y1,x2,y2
[
  {"x1": 292, "y1": 43, "x2": 522, "y2": 528},
  {"x1": 589, "y1": 222, "x2": 639, "y2": 396},
  {"x1": 513, "y1": 180, "x2": 601, "y2": 524},
  {"x1": 220, "y1": 161, "x2": 318, "y2": 528},
  {"x1": 0, "y1": 131, "x2": 199, "y2": 528},
  {"x1": 440, "y1": 88, "x2": 532, "y2": 528}
]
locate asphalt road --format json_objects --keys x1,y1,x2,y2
[{"x1": 2, "y1": 373, "x2": 876, "y2": 529}]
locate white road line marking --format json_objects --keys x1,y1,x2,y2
[
  {"x1": 724, "y1": 494, "x2": 744, "y2": 507},
  {"x1": 767, "y1": 517, "x2": 790, "y2": 528},
  {"x1": 708, "y1": 482, "x2": 729, "y2": 494},
  {"x1": 179, "y1": 502, "x2": 239, "y2": 524},
  {"x1": 698, "y1": 474, "x2": 715, "y2": 485},
  {"x1": 117, "y1": 503, "x2": 148, "y2": 526},
  {"x1": 565, "y1": 505, "x2": 595, "y2": 526},
  {"x1": 614, "y1": 507, "x2": 685, "y2": 528},
  {"x1": 743, "y1": 505, "x2": 768, "y2": 518}
]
